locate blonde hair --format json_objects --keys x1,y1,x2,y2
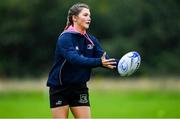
[{"x1": 64, "y1": 3, "x2": 89, "y2": 30}]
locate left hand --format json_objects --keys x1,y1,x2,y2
[{"x1": 101, "y1": 52, "x2": 117, "y2": 69}]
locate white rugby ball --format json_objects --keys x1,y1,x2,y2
[{"x1": 118, "y1": 51, "x2": 141, "y2": 76}]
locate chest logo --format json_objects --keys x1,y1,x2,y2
[
  {"x1": 75, "y1": 46, "x2": 79, "y2": 50},
  {"x1": 87, "y1": 44, "x2": 93, "y2": 50}
]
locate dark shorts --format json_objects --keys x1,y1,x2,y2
[{"x1": 49, "y1": 83, "x2": 90, "y2": 108}]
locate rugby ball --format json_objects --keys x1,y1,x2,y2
[{"x1": 118, "y1": 51, "x2": 141, "y2": 76}]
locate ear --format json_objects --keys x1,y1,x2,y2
[{"x1": 72, "y1": 15, "x2": 78, "y2": 22}]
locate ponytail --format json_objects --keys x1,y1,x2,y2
[{"x1": 64, "y1": 17, "x2": 72, "y2": 30}]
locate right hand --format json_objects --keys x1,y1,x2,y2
[{"x1": 101, "y1": 52, "x2": 117, "y2": 69}]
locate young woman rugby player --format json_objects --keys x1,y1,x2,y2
[{"x1": 47, "y1": 3, "x2": 117, "y2": 118}]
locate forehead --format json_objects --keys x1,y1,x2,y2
[{"x1": 79, "y1": 8, "x2": 90, "y2": 14}]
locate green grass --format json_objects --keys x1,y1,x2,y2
[
  {"x1": 90, "y1": 90, "x2": 180, "y2": 118},
  {"x1": 0, "y1": 90, "x2": 180, "y2": 118},
  {"x1": 0, "y1": 91, "x2": 51, "y2": 118}
]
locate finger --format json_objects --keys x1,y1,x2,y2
[
  {"x1": 107, "y1": 65, "x2": 116, "y2": 69},
  {"x1": 107, "y1": 62, "x2": 117, "y2": 65},
  {"x1": 103, "y1": 61, "x2": 117, "y2": 65},
  {"x1": 107, "y1": 58, "x2": 116, "y2": 61},
  {"x1": 103, "y1": 58, "x2": 116, "y2": 63},
  {"x1": 103, "y1": 60, "x2": 117, "y2": 64}
]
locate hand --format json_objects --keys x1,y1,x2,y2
[{"x1": 101, "y1": 52, "x2": 117, "y2": 69}]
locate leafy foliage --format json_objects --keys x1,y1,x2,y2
[{"x1": 0, "y1": 0, "x2": 179, "y2": 78}]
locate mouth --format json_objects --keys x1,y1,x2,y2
[{"x1": 86, "y1": 21, "x2": 91, "y2": 25}]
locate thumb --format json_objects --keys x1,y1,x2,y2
[{"x1": 102, "y1": 52, "x2": 106, "y2": 59}]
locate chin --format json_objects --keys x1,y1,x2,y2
[{"x1": 84, "y1": 25, "x2": 90, "y2": 29}]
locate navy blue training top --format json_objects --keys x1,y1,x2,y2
[{"x1": 47, "y1": 31, "x2": 106, "y2": 87}]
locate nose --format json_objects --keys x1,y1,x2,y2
[{"x1": 88, "y1": 16, "x2": 91, "y2": 22}]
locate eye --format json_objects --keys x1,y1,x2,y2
[
  {"x1": 84, "y1": 13, "x2": 88, "y2": 16},
  {"x1": 83, "y1": 12, "x2": 90, "y2": 17}
]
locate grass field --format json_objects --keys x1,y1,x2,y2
[{"x1": 0, "y1": 78, "x2": 180, "y2": 118}]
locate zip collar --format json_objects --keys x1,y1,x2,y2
[{"x1": 61, "y1": 25, "x2": 95, "y2": 46}]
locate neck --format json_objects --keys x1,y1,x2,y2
[{"x1": 73, "y1": 24, "x2": 86, "y2": 34}]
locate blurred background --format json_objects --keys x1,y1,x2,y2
[{"x1": 0, "y1": 0, "x2": 180, "y2": 118}]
